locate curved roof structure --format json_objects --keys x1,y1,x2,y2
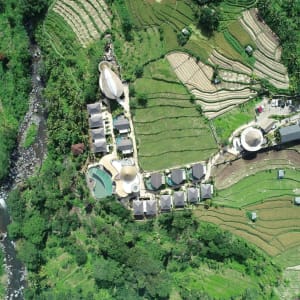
[
  {"x1": 240, "y1": 127, "x2": 264, "y2": 152},
  {"x1": 99, "y1": 61, "x2": 124, "y2": 99},
  {"x1": 120, "y1": 165, "x2": 137, "y2": 182}
]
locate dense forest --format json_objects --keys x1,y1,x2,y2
[
  {"x1": 0, "y1": 0, "x2": 31, "y2": 180},
  {"x1": 257, "y1": 0, "x2": 300, "y2": 93},
  {"x1": 3, "y1": 0, "x2": 300, "y2": 298}
]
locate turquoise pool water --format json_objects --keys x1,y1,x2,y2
[{"x1": 88, "y1": 167, "x2": 113, "y2": 199}]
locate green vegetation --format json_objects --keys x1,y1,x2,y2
[
  {"x1": 0, "y1": 1, "x2": 31, "y2": 180},
  {"x1": 0, "y1": 249, "x2": 5, "y2": 298},
  {"x1": 257, "y1": 0, "x2": 300, "y2": 93},
  {"x1": 23, "y1": 124, "x2": 38, "y2": 148},
  {"x1": 133, "y1": 59, "x2": 217, "y2": 171},
  {"x1": 213, "y1": 99, "x2": 258, "y2": 143},
  {"x1": 3, "y1": 0, "x2": 298, "y2": 299},
  {"x1": 195, "y1": 196, "x2": 300, "y2": 259},
  {"x1": 215, "y1": 169, "x2": 300, "y2": 208}
]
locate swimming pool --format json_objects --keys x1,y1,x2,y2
[{"x1": 88, "y1": 167, "x2": 113, "y2": 199}]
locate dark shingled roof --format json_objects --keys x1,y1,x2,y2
[
  {"x1": 192, "y1": 164, "x2": 205, "y2": 180},
  {"x1": 201, "y1": 184, "x2": 212, "y2": 199},
  {"x1": 150, "y1": 173, "x2": 163, "y2": 190},
  {"x1": 89, "y1": 114, "x2": 103, "y2": 128},
  {"x1": 133, "y1": 200, "x2": 144, "y2": 216},
  {"x1": 173, "y1": 191, "x2": 185, "y2": 208},
  {"x1": 279, "y1": 124, "x2": 300, "y2": 144},
  {"x1": 145, "y1": 200, "x2": 157, "y2": 216},
  {"x1": 87, "y1": 103, "x2": 101, "y2": 115},
  {"x1": 92, "y1": 139, "x2": 107, "y2": 153},
  {"x1": 187, "y1": 188, "x2": 199, "y2": 203},
  {"x1": 116, "y1": 138, "x2": 133, "y2": 152},
  {"x1": 114, "y1": 115, "x2": 130, "y2": 131},
  {"x1": 160, "y1": 195, "x2": 172, "y2": 211},
  {"x1": 171, "y1": 169, "x2": 185, "y2": 185},
  {"x1": 91, "y1": 128, "x2": 105, "y2": 140}
]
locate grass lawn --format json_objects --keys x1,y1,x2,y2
[
  {"x1": 214, "y1": 169, "x2": 300, "y2": 208},
  {"x1": 212, "y1": 98, "x2": 259, "y2": 143}
]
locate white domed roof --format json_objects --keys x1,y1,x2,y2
[
  {"x1": 99, "y1": 62, "x2": 124, "y2": 99},
  {"x1": 120, "y1": 165, "x2": 137, "y2": 181},
  {"x1": 241, "y1": 127, "x2": 263, "y2": 152}
]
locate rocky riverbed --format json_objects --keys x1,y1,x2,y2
[{"x1": 0, "y1": 44, "x2": 47, "y2": 300}]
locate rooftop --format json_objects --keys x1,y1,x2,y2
[
  {"x1": 187, "y1": 187, "x2": 199, "y2": 203},
  {"x1": 114, "y1": 115, "x2": 130, "y2": 131},
  {"x1": 116, "y1": 138, "x2": 133, "y2": 152},
  {"x1": 91, "y1": 128, "x2": 105, "y2": 140},
  {"x1": 133, "y1": 200, "x2": 144, "y2": 216},
  {"x1": 279, "y1": 124, "x2": 300, "y2": 144},
  {"x1": 145, "y1": 200, "x2": 157, "y2": 216},
  {"x1": 87, "y1": 103, "x2": 101, "y2": 115},
  {"x1": 173, "y1": 191, "x2": 185, "y2": 207},
  {"x1": 192, "y1": 163, "x2": 205, "y2": 180},
  {"x1": 150, "y1": 173, "x2": 163, "y2": 190},
  {"x1": 201, "y1": 184, "x2": 212, "y2": 199},
  {"x1": 99, "y1": 62, "x2": 124, "y2": 100},
  {"x1": 89, "y1": 114, "x2": 103, "y2": 129},
  {"x1": 160, "y1": 195, "x2": 172, "y2": 211},
  {"x1": 240, "y1": 127, "x2": 264, "y2": 152},
  {"x1": 171, "y1": 168, "x2": 185, "y2": 185},
  {"x1": 92, "y1": 139, "x2": 107, "y2": 153}
]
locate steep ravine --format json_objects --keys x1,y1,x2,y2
[{"x1": 0, "y1": 44, "x2": 47, "y2": 300}]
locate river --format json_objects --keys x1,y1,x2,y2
[{"x1": 0, "y1": 44, "x2": 47, "y2": 300}]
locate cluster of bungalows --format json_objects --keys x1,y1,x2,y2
[
  {"x1": 135, "y1": 163, "x2": 213, "y2": 218},
  {"x1": 87, "y1": 102, "x2": 109, "y2": 154},
  {"x1": 144, "y1": 163, "x2": 207, "y2": 191},
  {"x1": 132, "y1": 184, "x2": 213, "y2": 218},
  {"x1": 113, "y1": 114, "x2": 134, "y2": 155}
]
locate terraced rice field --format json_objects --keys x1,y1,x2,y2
[
  {"x1": 212, "y1": 149, "x2": 300, "y2": 190},
  {"x1": 167, "y1": 52, "x2": 257, "y2": 119},
  {"x1": 240, "y1": 9, "x2": 289, "y2": 89},
  {"x1": 133, "y1": 59, "x2": 217, "y2": 171},
  {"x1": 194, "y1": 198, "x2": 300, "y2": 257},
  {"x1": 52, "y1": 0, "x2": 111, "y2": 47},
  {"x1": 214, "y1": 168, "x2": 300, "y2": 208}
]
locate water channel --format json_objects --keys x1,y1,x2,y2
[{"x1": 0, "y1": 43, "x2": 47, "y2": 300}]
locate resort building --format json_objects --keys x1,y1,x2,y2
[
  {"x1": 190, "y1": 163, "x2": 206, "y2": 181},
  {"x1": 145, "y1": 200, "x2": 157, "y2": 216},
  {"x1": 87, "y1": 102, "x2": 101, "y2": 115},
  {"x1": 167, "y1": 168, "x2": 186, "y2": 186},
  {"x1": 150, "y1": 173, "x2": 164, "y2": 190},
  {"x1": 89, "y1": 114, "x2": 103, "y2": 129},
  {"x1": 91, "y1": 128, "x2": 106, "y2": 140},
  {"x1": 133, "y1": 200, "x2": 144, "y2": 217},
  {"x1": 92, "y1": 139, "x2": 107, "y2": 154},
  {"x1": 116, "y1": 137, "x2": 133, "y2": 154},
  {"x1": 173, "y1": 191, "x2": 185, "y2": 208},
  {"x1": 240, "y1": 127, "x2": 264, "y2": 152},
  {"x1": 279, "y1": 123, "x2": 300, "y2": 143},
  {"x1": 99, "y1": 61, "x2": 124, "y2": 100},
  {"x1": 113, "y1": 115, "x2": 130, "y2": 134},
  {"x1": 201, "y1": 184, "x2": 213, "y2": 200},
  {"x1": 160, "y1": 195, "x2": 172, "y2": 212},
  {"x1": 187, "y1": 187, "x2": 199, "y2": 204}
]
